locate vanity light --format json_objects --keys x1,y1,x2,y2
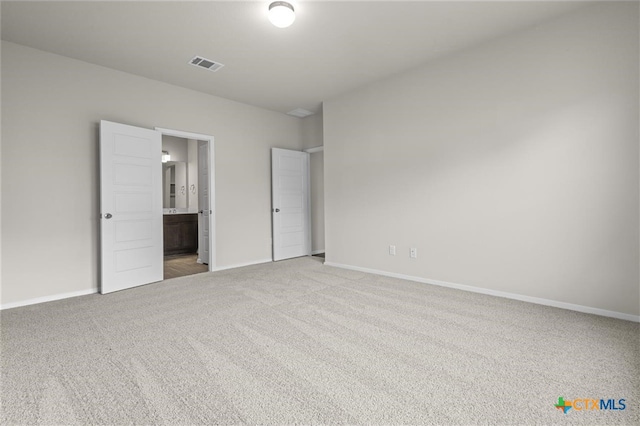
[
  {"x1": 268, "y1": 1, "x2": 295, "y2": 28},
  {"x1": 162, "y1": 151, "x2": 171, "y2": 163}
]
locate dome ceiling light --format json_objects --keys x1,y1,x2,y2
[{"x1": 268, "y1": 1, "x2": 295, "y2": 28}]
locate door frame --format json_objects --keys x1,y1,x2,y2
[
  {"x1": 155, "y1": 127, "x2": 216, "y2": 272},
  {"x1": 304, "y1": 145, "x2": 324, "y2": 256}
]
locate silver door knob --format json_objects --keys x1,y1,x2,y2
[{"x1": 105, "y1": 213, "x2": 113, "y2": 219}]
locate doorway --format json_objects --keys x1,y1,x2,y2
[
  {"x1": 156, "y1": 127, "x2": 215, "y2": 278},
  {"x1": 305, "y1": 145, "x2": 325, "y2": 259}
]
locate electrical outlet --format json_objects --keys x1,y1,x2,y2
[
  {"x1": 389, "y1": 245, "x2": 396, "y2": 256},
  {"x1": 410, "y1": 248, "x2": 418, "y2": 259}
]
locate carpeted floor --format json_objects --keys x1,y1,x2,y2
[{"x1": 1, "y1": 257, "x2": 638, "y2": 425}]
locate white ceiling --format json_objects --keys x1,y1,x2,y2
[{"x1": 1, "y1": 1, "x2": 589, "y2": 115}]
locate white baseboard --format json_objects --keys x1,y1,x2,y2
[
  {"x1": 1, "y1": 258, "x2": 271, "y2": 310},
  {"x1": 213, "y1": 258, "x2": 272, "y2": 272},
  {"x1": 312, "y1": 249, "x2": 325, "y2": 255},
  {"x1": 1, "y1": 288, "x2": 97, "y2": 311},
  {"x1": 324, "y1": 261, "x2": 640, "y2": 323}
]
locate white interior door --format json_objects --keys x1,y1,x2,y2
[
  {"x1": 100, "y1": 120, "x2": 163, "y2": 294},
  {"x1": 272, "y1": 148, "x2": 311, "y2": 261},
  {"x1": 198, "y1": 141, "x2": 210, "y2": 264}
]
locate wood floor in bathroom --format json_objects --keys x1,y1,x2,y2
[{"x1": 163, "y1": 254, "x2": 208, "y2": 280}]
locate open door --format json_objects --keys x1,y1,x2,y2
[
  {"x1": 271, "y1": 148, "x2": 311, "y2": 261},
  {"x1": 197, "y1": 140, "x2": 210, "y2": 265},
  {"x1": 100, "y1": 120, "x2": 163, "y2": 294}
]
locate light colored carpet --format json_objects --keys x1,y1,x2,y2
[{"x1": 1, "y1": 257, "x2": 638, "y2": 425}]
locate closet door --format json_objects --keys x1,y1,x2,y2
[{"x1": 271, "y1": 148, "x2": 311, "y2": 261}]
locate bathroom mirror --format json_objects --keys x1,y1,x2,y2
[{"x1": 163, "y1": 161, "x2": 188, "y2": 208}]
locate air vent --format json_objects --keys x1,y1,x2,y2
[
  {"x1": 189, "y1": 56, "x2": 224, "y2": 72},
  {"x1": 287, "y1": 108, "x2": 314, "y2": 118}
]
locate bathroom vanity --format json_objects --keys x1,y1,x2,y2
[{"x1": 163, "y1": 213, "x2": 198, "y2": 256}]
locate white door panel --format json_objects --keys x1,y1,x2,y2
[
  {"x1": 272, "y1": 148, "x2": 310, "y2": 261},
  {"x1": 100, "y1": 120, "x2": 163, "y2": 294},
  {"x1": 198, "y1": 141, "x2": 210, "y2": 265}
]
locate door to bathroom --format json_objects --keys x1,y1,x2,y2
[
  {"x1": 198, "y1": 140, "x2": 211, "y2": 265},
  {"x1": 99, "y1": 120, "x2": 164, "y2": 294}
]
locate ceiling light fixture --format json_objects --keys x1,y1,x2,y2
[{"x1": 268, "y1": 1, "x2": 295, "y2": 28}]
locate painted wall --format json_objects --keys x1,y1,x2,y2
[
  {"x1": 302, "y1": 113, "x2": 325, "y2": 254},
  {"x1": 323, "y1": 3, "x2": 639, "y2": 317},
  {"x1": 1, "y1": 41, "x2": 302, "y2": 306}
]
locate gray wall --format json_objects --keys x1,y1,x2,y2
[
  {"x1": 1, "y1": 41, "x2": 302, "y2": 306},
  {"x1": 323, "y1": 3, "x2": 639, "y2": 316}
]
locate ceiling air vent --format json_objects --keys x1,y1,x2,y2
[
  {"x1": 189, "y1": 56, "x2": 224, "y2": 72},
  {"x1": 287, "y1": 108, "x2": 314, "y2": 118}
]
